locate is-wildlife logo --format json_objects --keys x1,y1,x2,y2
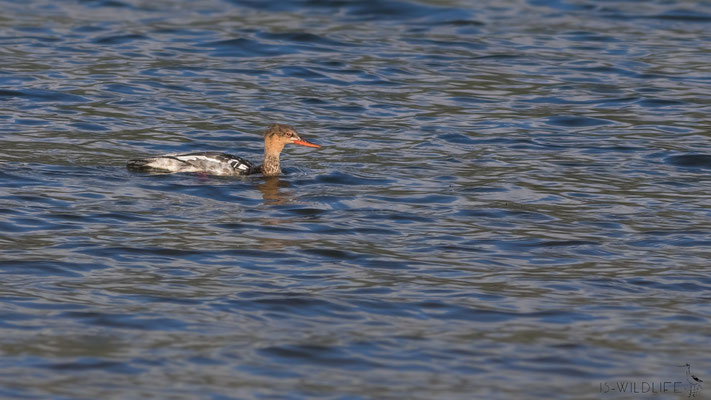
[{"x1": 598, "y1": 363, "x2": 703, "y2": 397}]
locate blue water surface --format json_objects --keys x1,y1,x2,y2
[{"x1": 1, "y1": 0, "x2": 710, "y2": 399}]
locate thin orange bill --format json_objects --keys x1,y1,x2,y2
[{"x1": 294, "y1": 140, "x2": 321, "y2": 148}]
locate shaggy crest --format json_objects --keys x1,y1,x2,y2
[{"x1": 264, "y1": 123, "x2": 297, "y2": 138}]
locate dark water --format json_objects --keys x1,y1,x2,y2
[{"x1": 1, "y1": 0, "x2": 710, "y2": 398}]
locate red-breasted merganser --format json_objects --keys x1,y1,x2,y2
[{"x1": 127, "y1": 123, "x2": 320, "y2": 176}]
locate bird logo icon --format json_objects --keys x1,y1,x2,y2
[{"x1": 678, "y1": 363, "x2": 703, "y2": 398}]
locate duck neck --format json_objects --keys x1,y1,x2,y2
[
  {"x1": 260, "y1": 136, "x2": 286, "y2": 176},
  {"x1": 261, "y1": 152, "x2": 281, "y2": 176}
]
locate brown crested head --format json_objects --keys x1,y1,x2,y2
[
  {"x1": 263, "y1": 123, "x2": 321, "y2": 149},
  {"x1": 264, "y1": 123, "x2": 296, "y2": 139}
]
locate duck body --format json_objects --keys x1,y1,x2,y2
[
  {"x1": 127, "y1": 152, "x2": 258, "y2": 176},
  {"x1": 127, "y1": 124, "x2": 320, "y2": 176}
]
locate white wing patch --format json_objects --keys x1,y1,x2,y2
[
  {"x1": 176, "y1": 155, "x2": 216, "y2": 163},
  {"x1": 228, "y1": 159, "x2": 249, "y2": 170}
]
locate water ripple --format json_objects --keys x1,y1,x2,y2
[{"x1": 0, "y1": 0, "x2": 710, "y2": 398}]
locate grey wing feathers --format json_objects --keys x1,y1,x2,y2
[
  {"x1": 127, "y1": 152, "x2": 256, "y2": 175},
  {"x1": 176, "y1": 152, "x2": 255, "y2": 171}
]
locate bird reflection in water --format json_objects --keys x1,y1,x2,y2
[{"x1": 257, "y1": 176, "x2": 292, "y2": 204}]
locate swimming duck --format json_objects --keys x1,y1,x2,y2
[{"x1": 127, "y1": 123, "x2": 320, "y2": 176}]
